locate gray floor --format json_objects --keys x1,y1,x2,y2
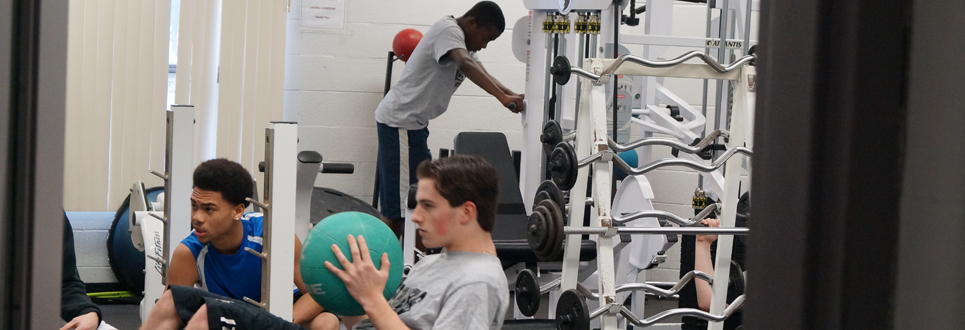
[
  {"x1": 100, "y1": 298, "x2": 685, "y2": 330},
  {"x1": 99, "y1": 304, "x2": 140, "y2": 330}
]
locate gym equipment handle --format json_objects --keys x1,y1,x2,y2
[
  {"x1": 565, "y1": 226, "x2": 749, "y2": 235},
  {"x1": 576, "y1": 270, "x2": 714, "y2": 300},
  {"x1": 320, "y1": 163, "x2": 354, "y2": 174},
  {"x1": 507, "y1": 100, "x2": 527, "y2": 111},
  {"x1": 618, "y1": 295, "x2": 745, "y2": 326},
  {"x1": 608, "y1": 130, "x2": 728, "y2": 153},
  {"x1": 611, "y1": 146, "x2": 753, "y2": 174},
  {"x1": 614, "y1": 203, "x2": 721, "y2": 226},
  {"x1": 559, "y1": 52, "x2": 756, "y2": 85},
  {"x1": 603, "y1": 51, "x2": 756, "y2": 77}
]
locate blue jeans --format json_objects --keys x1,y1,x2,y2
[{"x1": 376, "y1": 122, "x2": 431, "y2": 219}]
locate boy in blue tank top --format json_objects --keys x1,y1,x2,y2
[
  {"x1": 179, "y1": 211, "x2": 265, "y2": 302},
  {"x1": 140, "y1": 159, "x2": 338, "y2": 330}
]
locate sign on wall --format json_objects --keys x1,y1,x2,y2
[{"x1": 301, "y1": 0, "x2": 346, "y2": 31}]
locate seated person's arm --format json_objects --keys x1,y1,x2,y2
[
  {"x1": 61, "y1": 214, "x2": 102, "y2": 330},
  {"x1": 292, "y1": 235, "x2": 326, "y2": 326},
  {"x1": 448, "y1": 49, "x2": 525, "y2": 112},
  {"x1": 167, "y1": 243, "x2": 201, "y2": 288},
  {"x1": 695, "y1": 218, "x2": 719, "y2": 312}
]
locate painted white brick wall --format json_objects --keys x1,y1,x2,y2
[
  {"x1": 67, "y1": 212, "x2": 119, "y2": 284},
  {"x1": 284, "y1": 0, "x2": 530, "y2": 206},
  {"x1": 283, "y1": 1, "x2": 756, "y2": 282}
]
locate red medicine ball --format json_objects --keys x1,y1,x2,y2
[{"x1": 392, "y1": 29, "x2": 423, "y2": 62}]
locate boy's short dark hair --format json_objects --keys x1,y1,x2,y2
[
  {"x1": 416, "y1": 155, "x2": 499, "y2": 232},
  {"x1": 464, "y1": 1, "x2": 506, "y2": 34},
  {"x1": 193, "y1": 158, "x2": 254, "y2": 207}
]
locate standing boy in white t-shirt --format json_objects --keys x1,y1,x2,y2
[{"x1": 375, "y1": 1, "x2": 525, "y2": 240}]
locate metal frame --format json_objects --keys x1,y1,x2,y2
[
  {"x1": 244, "y1": 122, "x2": 297, "y2": 320},
  {"x1": 4, "y1": 0, "x2": 69, "y2": 328},
  {"x1": 139, "y1": 105, "x2": 195, "y2": 321},
  {"x1": 560, "y1": 57, "x2": 753, "y2": 329},
  {"x1": 518, "y1": 1, "x2": 758, "y2": 328}
]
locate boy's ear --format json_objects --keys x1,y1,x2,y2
[
  {"x1": 458, "y1": 201, "x2": 477, "y2": 225},
  {"x1": 233, "y1": 203, "x2": 246, "y2": 220}
]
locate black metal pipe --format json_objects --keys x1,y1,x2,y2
[
  {"x1": 550, "y1": 34, "x2": 560, "y2": 120},
  {"x1": 374, "y1": 51, "x2": 398, "y2": 208},
  {"x1": 383, "y1": 51, "x2": 396, "y2": 97}
]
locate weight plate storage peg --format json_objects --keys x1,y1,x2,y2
[
  {"x1": 549, "y1": 142, "x2": 579, "y2": 190},
  {"x1": 556, "y1": 289, "x2": 590, "y2": 330},
  {"x1": 551, "y1": 56, "x2": 572, "y2": 86},
  {"x1": 526, "y1": 210, "x2": 550, "y2": 253},
  {"x1": 541, "y1": 120, "x2": 563, "y2": 156},
  {"x1": 514, "y1": 269, "x2": 541, "y2": 317}
]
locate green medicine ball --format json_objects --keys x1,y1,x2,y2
[{"x1": 300, "y1": 211, "x2": 404, "y2": 316}]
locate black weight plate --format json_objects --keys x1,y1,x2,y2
[
  {"x1": 533, "y1": 205, "x2": 557, "y2": 260},
  {"x1": 533, "y1": 191, "x2": 553, "y2": 212},
  {"x1": 541, "y1": 120, "x2": 563, "y2": 156},
  {"x1": 735, "y1": 191, "x2": 750, "y2": 246},
  {"x1": 729, "y1": 260, "x2": 746, "y2": 296},
  {"x1": 543, "y1": 201, "x2": 565, "y2": 261},
  {"x1": 538, "y1": 199, "x2": 566, "y2": 261},
  {"x1": 556, "y1": 289, "x2": 590, "y2": 330},
  {"x1": 537, "y1": 180, "x2": 566, "y2": 212},
  {"x1": 536, "y1": 206, "x2": 563, "y2": 261},
  {"x1": 561, "y1": 143, "x2": 579, "y2": 191},
  {"x1": 552, "y1": 56, "x2": 572, "y2": 86},
  {"x1": 549, "y1": 142, "x2": 578, "y2": 190},
  {"x1": 515, "y1": 269, "x2": 541, "y2": 317},
  {"x1": 526, "y1": 211, "x2": 549, "y2": 252},
  {"x1": 547, "y1": 147, "x2": 568, "y2": 190}
]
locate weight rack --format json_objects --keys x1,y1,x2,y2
[{"x1": 527, "y1": 52, "x2": 756, "y2": 329}]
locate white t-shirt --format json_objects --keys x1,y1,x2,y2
[
  {"x1": 353, "y1": 250, "x2": 509, "y2": 330},
  {"x1": 375, "y1": 16, "x2": 478, "y2": 130}
]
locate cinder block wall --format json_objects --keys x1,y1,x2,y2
[
  {"x1": 284, "y1": 0, "x2": 756, "y2": 282},
  {"x1": 67, "y1": 212, "x2": 119, "y2": 284}
]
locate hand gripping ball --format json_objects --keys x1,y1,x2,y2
[
  {"x1": 300, "y1": 212, "x2": 404, "y2": 316},
  {"x1": 392, "y1": 28, "x2": 423, "y2": 62}
]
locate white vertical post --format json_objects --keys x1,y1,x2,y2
[
  {"x1": 403, "y1": 207, "x2": 417, "y2": 266},
  {"x1": 141, "y1": 105, "x2": 195, "y2": 321},
  {"x1": 559, "y1": 30, "x2": 579, "y2": 128},
  {"x1": 707, "y1": 66, "x2": 753, "y2": 330},
  {"x1": 265, "y1": 122, "x2": 297, "y2": 320},
  {"x1": 587, "y1": 62, "x2": 618, "y2": 330},
  {"x1": 520, "y1": 10, "x2": 549, "y2": 212},
  {"x1": 560, "y1": 59, "x2": 602, "y2": 293},
  {"x1": 168, "y1": 105, "x2": 196, "y2": 262}
]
